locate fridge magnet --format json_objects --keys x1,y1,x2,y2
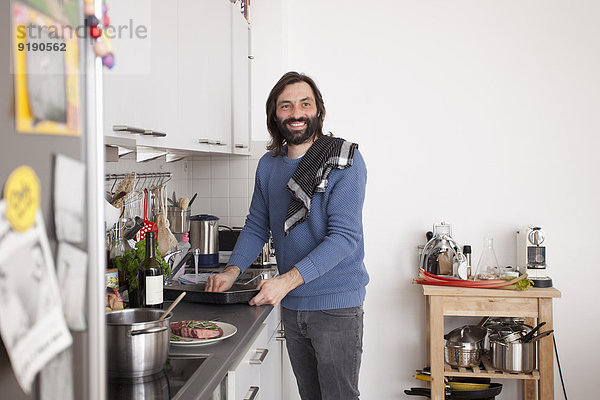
[
  {"x1": 12, "y1": 2, "x2": 81, "y2": 136},
  {"x1": 3, "y1": 165, "x2": 40, "y2": 233},
  {"x1": 0, "y1": 200, "x2": 73, "y2": 394},
  {"x1": 54, "y1": 154, "x2": 85, "y2": 244}
]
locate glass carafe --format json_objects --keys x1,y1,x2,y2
[{"x1": 474, "y1": 237, "x2": 500, "y2": 279}]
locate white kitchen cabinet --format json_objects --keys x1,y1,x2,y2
[
  {"x1": 231, "y1": 6, "x2": 251, "y2": 155},
  {"x1": 105, "y1": 0, "x2": 251, "y2": 156},
  {"x1": 178, "y1": 0, "x2": 232, "y2": 154},
  {"x1": 227, "y1": 306, "x2": 282, "y2": 400},
  {"x1": 103, "y1": 0, "x2": 178, "y2": 148}
]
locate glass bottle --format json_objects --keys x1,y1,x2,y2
[
  {"x1": 475, "y1": 237, "x2": 500, "y2": 279},
  {"x1": 137, "y1": 232, "x2": 164, "y2": 309}
]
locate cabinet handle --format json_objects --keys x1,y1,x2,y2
[
  {"x1": 234, "y1": 143, "x2": 248, "y2": 149},
  {"x1": 249, "y1": 348, "x2": 269, "y2": 365},
  {"x1": 276, "y1": 329, "x2": 286, "y2": 341},
  {"x1": 243, "y1": 386, "x2": 259, "y2": 400},
  {"x1": 248, "y1": 55, "x2": 255, "y2": 60},
  {"x1": 142, "y1": 130, "x2": 167, "y2": 137},
  {"x1": 199, "y1": 139, "x2": 228, "y2": 146},
  {"x1": 113, "y1": 125, "x2": 145, "y2": 134}
]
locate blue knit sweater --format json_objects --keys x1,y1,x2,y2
[{"x1": 227, "y1": 147, "x2": 369, "y2": 310}]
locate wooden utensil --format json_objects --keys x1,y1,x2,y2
[{"x1": 159, "y1": 291, "x2": 186, "y2": 321}]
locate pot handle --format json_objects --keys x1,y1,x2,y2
[{"x1": 130, "y1": 326, "x2": 168, "y2": 336}]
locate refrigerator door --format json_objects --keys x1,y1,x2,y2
[{"x1": 1, "y1": 4, "x2": 104, "y2": 400}]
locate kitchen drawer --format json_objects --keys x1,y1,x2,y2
[{"x1": 227, "y1": 323, "x2": 268, "y2": 400}]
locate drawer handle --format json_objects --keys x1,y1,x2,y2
[
  {"x1": 276, "y1": 329, "x2": 286, "y2": 341},
  {"x1": 249, "y1": 348, "x2": 268, "y2": 365},
  {"x1": 244, "y1": 386, "x2": 259, "y2": 400},
  {"x1": 234, "y1": 143, "x2": 248, "y2": 149}
]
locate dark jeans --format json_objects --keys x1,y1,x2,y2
[{"x1": 282, "y1": 306, "x2": 364, "y2": 400}]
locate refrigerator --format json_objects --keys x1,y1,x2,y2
[{"x1": 1, "y1": 1, "x2": 105, "y2": 399}]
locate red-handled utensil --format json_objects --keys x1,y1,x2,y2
[{"x1": 138, "y1": 189, "x2": 157, "y2": 240}]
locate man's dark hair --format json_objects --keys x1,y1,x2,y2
[{"x1": 266, "y1": 71, "x2": 326, "y2": 156}]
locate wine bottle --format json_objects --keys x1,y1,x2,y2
[{"x1": 138, "y1": 232, "x2": 163, "y2": 309}]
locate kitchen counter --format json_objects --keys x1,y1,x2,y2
[{"x1": 168, "y1": 300, "x2": 274, "y2": 400}]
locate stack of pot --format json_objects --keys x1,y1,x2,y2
[
  {"x1": 488, "y1": 321, "x2": 553, "y2": 373},
  {"x1": 444, "y1": 325, "x2": 487, "y2": 368}
]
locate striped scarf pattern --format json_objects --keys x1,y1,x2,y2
[{"x1": 284, "y1": 135, "x2": 358, "y2": 235}]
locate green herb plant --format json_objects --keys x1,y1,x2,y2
[{"x1": 115, "y1": 239, "x2": 171, "y2": 291}]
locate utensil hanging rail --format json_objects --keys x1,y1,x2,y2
[{"x1": 105, "y1": 172, "x2": 172, "y2": 186}]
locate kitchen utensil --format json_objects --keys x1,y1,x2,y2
[
  {"x1": 164, "y1": 283, "x2": 259, "y2": 304},
  {"x1": 189, "y1": 214, "x2": 220, "y2": 268},
  {"x1": 188, "y1": 193, "x2": 197, "y2": 208},
  {"x1": 167, "y1": 207, "x2": 191, "y2": 234},
  {"x1": 404, "y1": 383, "x2": 502, "y2": 399},
  {"x1": 139, "y1": 189, "x2": 157, "y2": 239},
  {"x1": 420, "y1": 222, "x2": 462, "y2": 276},
  {"x1": 179, "y1": 197, "x2": 190, "y2": 211},
  {"x1": 168, "y1": 197, "x2": 178, "y2": 207},
  {"x1": 159, "y1": 291, "x2": 186, "y2": 321},
  {"x1": 528, "y1": 330, "x2": 554, "y2": 343},
  {"x1": 123, "y1": 216, "x2": 144, "y2": 240},
  {"x1": 519, "y1": 322, "x2": 546, "y2": 343},
  {"x1": 106, "y1": 309, "x2": 172, "y2": 377}
]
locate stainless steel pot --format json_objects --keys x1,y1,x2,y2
[
  {"x1": 444, "y1": 325, "x2": 486, "y2": 367},
  {"x1": 167, "y1": 207, "x2": 190, "y2": 233},
  {"x1": 106, "y1": 309, "x2": 172, "y2": 377},
  {"x1": 490, "y1": 338, "x2": 536, "y2": 373}
]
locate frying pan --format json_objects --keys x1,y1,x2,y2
[{"x1": 404, "y1": 382, "x2": 503, "y2": 399}]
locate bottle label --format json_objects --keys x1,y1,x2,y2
[{"x1": 145, "y1": 275, "x2": 163, "y2": 305}]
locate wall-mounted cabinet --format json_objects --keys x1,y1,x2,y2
[
  {"x1": 103, "y1": 0, "x2": 251, "y2": 156},
  {"x1": 231, "y1": 5, "x2": 251, "y2": 155}
]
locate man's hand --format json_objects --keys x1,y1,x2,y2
[
  {"x1": 249, "y1": 267, "x2": 304, "y2": 306},
  {"x1": 205, "y1": 266, "x2": 240, "y2": 292}
]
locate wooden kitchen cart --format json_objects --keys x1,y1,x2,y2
[{"x1": 423, "y1": 286, "x2": 561, "y2": 400}]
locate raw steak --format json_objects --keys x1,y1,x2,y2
[{"x1": 171, "y1": 320, "x2": 223, "y2": 339}]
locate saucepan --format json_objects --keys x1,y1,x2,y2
[{"x1": 106, "y1": 309, "x2": 173, "y2": 377}]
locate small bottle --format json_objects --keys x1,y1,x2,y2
[
  {"x1": 138, "y1": 232, "x2": 164, "y2": 309},
  {"x1": 475, "y1": 237, "x2": 500, "y2": 279},
  {"x1": 463, "y1": 245, "x2": 472, "y2": 279}
]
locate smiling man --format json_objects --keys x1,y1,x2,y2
[{"x1": 206, "y1": 71, "x2": 369, "y2": 399}]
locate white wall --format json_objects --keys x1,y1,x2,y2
[{"x1": 252, "y1": 0, "x2": 600, "y2": 398}]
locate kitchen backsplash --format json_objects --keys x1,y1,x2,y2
[{"x1": 105, "y1": 141, "x2": 268, "y2": 227}]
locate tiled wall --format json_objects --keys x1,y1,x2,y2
[{"x1": 104, "y1": 141, "x2": 267, "y2": 227}]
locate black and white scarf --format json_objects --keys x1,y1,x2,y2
[{"x1": 284, "y1": 135, "x2": 358, "y2": 235}]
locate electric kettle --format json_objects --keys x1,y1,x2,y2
[{"x1": 189, "y1": 214, "x2": 220, "y2": 268}]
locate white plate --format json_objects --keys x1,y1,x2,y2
[{"x1": 170, "y1": 321, "x2": 237, "y2": 346}]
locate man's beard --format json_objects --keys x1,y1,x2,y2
[{"x1": 276, "y1": 116, "x2": 319, "y2": 145}]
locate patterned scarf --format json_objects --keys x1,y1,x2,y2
[{"x1": 284, "y1": 135, "x2": 358, "y2": 235}]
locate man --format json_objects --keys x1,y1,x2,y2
[{"x1": 206, "y1": 71, "x2": 369, "y2": 400}]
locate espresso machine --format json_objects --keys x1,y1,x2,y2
[{"x1": 517, "y1": 226, "x2": 553, "y2": 287}]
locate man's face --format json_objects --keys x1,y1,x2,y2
[{"x1": 275, "y1": 82, "x2": 319, "y2": 145}]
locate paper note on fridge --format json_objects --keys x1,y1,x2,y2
[
  {"x1": 0, "y1": 200, "x2": 72, "y2": 394},
  {"x1": 54, "y1": 154, "x2": 85, "y2": 243},
  {"x1": 56, "y1": 242, "x2": 88, "y2": 331}
]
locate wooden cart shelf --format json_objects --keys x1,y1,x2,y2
[
  {"x1": 444, "y1": 354, "x2": 540, "y2": 380},
  {"x1": 423, "y1": 286, "x2": 561, "y2": 400}
]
